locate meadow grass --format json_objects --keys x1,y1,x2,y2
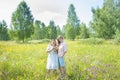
[{"x1": 0, "y1": 40, "x2": 120, "y2": 80}]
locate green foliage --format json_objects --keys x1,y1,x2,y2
[
  {"x1": 90, "y1": 0, "x2": 117, "y2": 39},
  {"x1": 65, "y1": 25, "x2": 75, "y2": 40},
  {"x1": 114, "y1": 0, "x2": 120, "y2": 42},
  {"x1": 0, "y1": 20, "x2": 9, "y2": 40},
  {"x1": 115, "y1": 29, "x2": 120, "y2": 42},
  {"x1": 33, "y1": 20, "x2": 62, "y2": 40},
  {"x1": 65, "y1": 4, "x2": 80, "y2": 40},
  {"x1": 61, "y1": 25, "x2": 66, "y2": 38},
  {"x1": 33, "y1": 20, "x2": 41, "y2": 39},
  {"x1": 56, "y1": 25, "x2": 62, "y2": 36},
  {"x1": 11, "y1": 1, "x2": 34, "y2": 42},
  {"x1": 80, "y1": 23, "x2": 89, "y2": 39},
  {"x1": 47, "y1": 20, "x2": 57, "y2": 39},
  {"x1": 8, "y1": 25, "x2": 15, "y2": 40},
  {"x1": 33, "y1": 20, "x2": 46, "y2": 39}
]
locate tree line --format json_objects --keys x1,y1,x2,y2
[
  {"x1": 0, "y1": 20, "x2": 9, "y2": 40},
  {"x1": 0, "y1": 0, "x2": 120, "y2": 42}
]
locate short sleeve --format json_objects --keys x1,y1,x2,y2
[{"x1": 63, "y1": 42, "x2": 68, "y2": 52}]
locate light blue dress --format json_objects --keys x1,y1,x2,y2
[{"x1": 46, "y1": 45, "x2": 58, "y2": 70}]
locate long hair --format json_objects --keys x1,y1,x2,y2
[
  {"x1": 57, "y1": 39, "x2": 60, "y2": 46},
  {"x1": 57, "y1": 35, "x2": 63, "y2": 46}
]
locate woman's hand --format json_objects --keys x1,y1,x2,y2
[{"x1": 53, "y1": 46, "x2": 58, "y2": 52}]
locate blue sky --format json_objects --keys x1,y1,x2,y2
[{"x1": 0, "y1": 0, "x2": 104, "y2": 28}]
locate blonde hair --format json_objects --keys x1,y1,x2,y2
[{"x1": 57, "y1": 35, "x2": 63, "y2": 39}]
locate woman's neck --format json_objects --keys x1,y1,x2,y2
[
  {"x1": 51, "y1": 44, "x2": 55, "y2": 46},
  {"x1": 61, "y1": 41, "x2": 63, "y2": 43}
]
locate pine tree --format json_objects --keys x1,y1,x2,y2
[{"x1": 65, "y1": 4, "x2": 80, "y2": 40}]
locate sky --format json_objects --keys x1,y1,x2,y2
[{"x1": 0, "y1": 0, "x2": 104, "y2": 28}]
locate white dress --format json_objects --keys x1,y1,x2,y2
[{"x1": 46, "y1": 45, "x2": 59, "y2": 69}]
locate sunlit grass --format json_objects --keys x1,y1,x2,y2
[{"x1": 0, "y1": 40, "x2": 120, "y2": 80}]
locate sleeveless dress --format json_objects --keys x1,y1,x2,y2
[{"x1": 46, "y1": 45, "x2": 59, "y2": 69}]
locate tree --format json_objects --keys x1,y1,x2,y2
[
  {"x1": 48, "y1": 20, "x2": 57, "y2": 39},
  {"x1": 115, "y1": 29, "x2": 120, "y2": 42},
  {"x1": 90, "y1": 0, "x2": 116, "y2": 39},
  {"x1": 114, "y1": 0, "x2": 120, "y2": 41},
  {"x1": 11, "y1": 1, "x2": 34, "y2": 42},
  {"x1": 41, "y1": 22, "x2": 46, "y2": 39},
  {"x1": 0, "y1": 20, "x2": 9, "y2": 40},
  {"x1": 61, "y1": 25, "x2": 66, "y2": 38},
  {"x1": 80, "y1": 23, "x2": 89, "y2": 39},
  {"x1": 8, "y1": 24, "x2": 17, "y2": 40},
  {"x1": 65, "y1": 4, "x2": 80, "y2": 40},
  {"x1": 44, "y1": 26, "x2": 49, "y2": 39},
  {"x1": 56, "y1": 25, "x2": 62, "y2": 36},
  {"x1": 33, "y1": 20, "x2": 46, "y2": 39},
  {"x1": 33, "y1": 20, "x2": 41, "y2": 39},
  {"x1": 66, "y1": 25, "x2": 75, "y2": 40}
]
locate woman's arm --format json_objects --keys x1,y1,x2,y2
[
  {"x1": 46, "y1": 45, "x2": 53, "y2": 53},
  {"x1": 63, "y1": 42, "x2": 68, "y2": 56}
]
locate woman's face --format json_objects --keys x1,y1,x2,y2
[
  {"x1": 51, "y1": 40, "x2": 56, "y2": 46},
  {"x1": 58, "y1": 38, "x2": 63, "y2": 43}
]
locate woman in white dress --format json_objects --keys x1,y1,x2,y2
[{"x1": 46, "y1": 39, "x2": 59, "y2": 77}]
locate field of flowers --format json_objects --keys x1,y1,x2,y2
[{"x1": 0, "y1": 40, "x2": 120, "y2": 80}]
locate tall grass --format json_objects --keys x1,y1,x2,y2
[{"x1": 0, "y1": 40, "x2": 120, "y2": 80}]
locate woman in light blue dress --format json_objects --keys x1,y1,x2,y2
[{"x1": 46, "y1": 39, "x2": 59, "y2": 76}]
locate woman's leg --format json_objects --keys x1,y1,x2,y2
[
  {"x1": 58, "y1": 57, "x2": 66, "y2": 79},
  {"x1": 61, "y1": 66, "x2": 66, "y2": 77},
  {"x1": 46, "y1": 69, "x2": 50, "y2": 79}
]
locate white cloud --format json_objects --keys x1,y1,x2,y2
[
  {"x1": 34, "y1": 11, "x2": 66, "y2": 27},
  {"x1": 0, "y1": 0, "x2": 21, "y2": 25},
  {"x1": 0, "y1": 0, "x2": 104, "y2": 28}
]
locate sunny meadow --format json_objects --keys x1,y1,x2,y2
[{"x1": 0, "y1": 0, "x2": 120, "y2": 80}]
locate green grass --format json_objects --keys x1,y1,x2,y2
[{"x1": 0, "y1": 40, "x2": 120, "y2": 80}]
